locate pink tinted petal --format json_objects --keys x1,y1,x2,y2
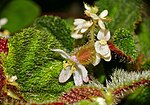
[
  {"x1": 99, "y1": 10, "x2": 108, "y2": 18},
  {"x1": 92, "y1": 53, "x2": 101, "y2": 66},
  {"x1": 97, "y1": 30, "x2": 105, "y2": 40},
  {"x1": 51, "y1": 49, "x2": 70, "y2": 59},
  {"x1": 59, "y1": 66, "x2": 72, "y2": 83},
  {"x1": 105, "y1": 30, "x2": 110, "y2": 41},
  {"x1": 73, "y1": 70, "x2": 83, "y2": 86},
  {"x1": 77, "y1": 64, "x2": 89, "y2": 82},
  {"x1": 98, "y1": 20, "x2": 105, "y2": 30}
]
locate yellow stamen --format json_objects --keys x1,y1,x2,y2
[
  {"x1": 99, "y1": 40, "x2": 107, "y2": 46},
  {"x1": 63, "y1": 61, "x2": 69, "y2": 69}
]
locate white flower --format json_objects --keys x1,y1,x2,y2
[
  {"x1": 0, "y1": 18, "x2": 8, "y2": 29},
  {"x1": 9, "y1": 76, "x2": 17, "y2": 82},
  {"x1": 97, "y1": 10, "x2": 108, "y2": 30},
  {"x1": 94, "y1": 29, "x2": 111, "y2": 61},
  {"x1": 93, "y1": 97, "x2": 107, "y2": 105},
  {"x1": 89, "y1": 10, "x2": 108, "y2": 30},
  {"x1": 51, "y1": 49, "x2": 89, "y2": 86},
  {"x1": 71, "y1": 19, "x2": 93, "y2": 39},
  {"x1": 84, "y1": 3, "x2": 99, "y2": 19},
  {"x1": 84, "y1": 3, "x2": 108, "y2": 30}
]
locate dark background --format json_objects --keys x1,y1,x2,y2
[{"x1": 0, "y1": 0, "x2": 150, "y2": 18}]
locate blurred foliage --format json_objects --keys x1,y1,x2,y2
[
  {"x1": 0, "y1": 0, "x2": 41, "y2": 33},
  {"x1": 2, "y1": 16, "x2": 75, "y2": 102},
  {"x1": 96, "y1": 0, "x2": 142, "y2": 34},
  {"x1": 121, "y1": 87, "x2": 150, "y2": 105},
  {"x1": 138, "y1": 18, "x2": 150, "y2": 59}
]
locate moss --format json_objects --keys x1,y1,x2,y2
[{"x1": 2, "y1": 27, "x2": 74, "y2": 102}]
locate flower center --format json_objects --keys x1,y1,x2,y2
[
  {"x1": 70, "y1": 55, "x2": 79, "y2": 63},
  {"x1": 63, "y1": 60, "x2": 76, "y2": 73},
  {"x1": 99, "y1": 40, "x2": 107, "y2": 46}
]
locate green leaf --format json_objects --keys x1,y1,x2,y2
[
  {"x1": 2, "y1": 27, "x2": 74, "y2": 102},
  {"x1": 33, "y1": 15, "x2": 74, "y2": 51},
  {"x1": 113, "y1": 28, "x2": 137, "y2": 61},
  {"x1": 0, "y1": 0, "x2": 40, "y2": 33},
  {"x1": 96, "y1": 0, "x2": 142, "y2": 33}
]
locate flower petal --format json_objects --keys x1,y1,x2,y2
[
  {"x1": 0, "y1": 18, "x2": 8, "y2": 27},
  {"x1": 77, "y1": 63, "x2": 89, "y2": 82},
  {"x1": 83, "y1": 21, "x2": 93, "y2": 28},
  {"x1": 97, "y1": 30, "x2": 105, "y2": 40},
  {"x1": 95, "y1": 41, "x2": 101, "y2": 53},
  {"x1": 71, "y1": 32, "x2": 83, "y2": 39},
  {"x1": 104, "y1": 55, "x2": 111, "y2": 62},
  {"x1": 98, "y1": 20, "x2": 105, "y2": 30},
  {"x1": 9, "y1": 76, "x2": 17, "y2": 82},
  {"x1": 95, "y1": 42, "x2": 110, "y2": 56},
  {"x1": 51, "y1": 49, "x2": 70, "y2": 59},
  {"x1": 74, "y1": 19, "x2": 85, "y2": 26},
  {"x1": 80, "y1": 28, "x2": 88, "y2": 33},
  {"x1": 59, "y1": 66, "x2": 72, "y2": 83},
  {"x1": 103, "y1": 49, "x2": 111, "y2": 58},
  {"x1": 99, "y1": 45, "x2": 110, "y2": 56},
  {"x1": 105, "y1": 30, "x2": 110, "y2": 41},
  {"x1": 92, "y1": 53, "x2": 101, "y2": 66},
  {"x1": 99, "y1": 10, "x2": 108, "y2": 18},
  {"x1": 84, "y1": 3, "x2": 91, "y2": 11},
  {"x1": 103, "y1": 49, "x2": 111, "y2": 61},
  {"x1": 90, "y1": 13, "x2": 99, "y2": 20},
  {"x1": 94, "y1": 97, "x2": 107, "y2": 105},
  {"x1": 74, "y1": 24, "x2": 83, "y2": 30},
  {"x1": 73, "y1": 70, "x2": 83, "y2": 86}
]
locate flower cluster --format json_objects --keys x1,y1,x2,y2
[{"x1": 52, "y1": 3, "x2": 111, "y2": 86}]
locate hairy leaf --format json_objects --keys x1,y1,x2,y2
[
  {"x1": 2, "y1": 27, "x2": 74, "y2": 102},
  {"x1": 113, "y1": 28, "x2": 137, "y2": 61},
  {"x1": 33, "y1": 15, "x2": 74, "y2": 51}
]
